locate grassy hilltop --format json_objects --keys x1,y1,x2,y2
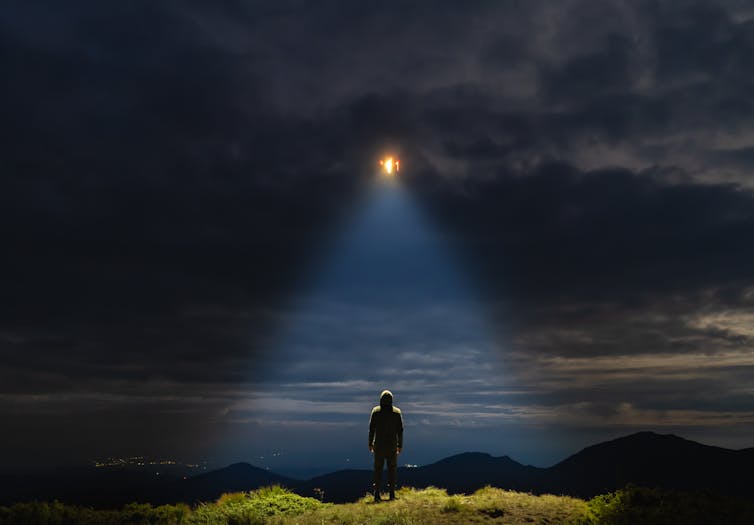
[{"x1": 2, "y1": 484, "x2": 754, "y2": 525}]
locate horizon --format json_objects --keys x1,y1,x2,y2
[
  {"x1": 14, "y1": 430, "x2": 753, "y2": 477},
  {"x1": 150, "y1": 430, "x2": 754, "y2": 477},
  {"x1": 4, "y1": 1, "x2": 754, "y2": 475}
]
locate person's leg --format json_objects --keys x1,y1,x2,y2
[
  {"x1": 387, "y1": 452, "x2": 397, "y2": 500},
  {"x1": 373, "y1": 452, "x2": 384, "y2": 501}
]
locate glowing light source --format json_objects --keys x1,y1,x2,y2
[{"x1": 379, "y1": 156, "x2": 400, "y2": 176}]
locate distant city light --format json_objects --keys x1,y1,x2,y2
[{"x1": 93, "y1": 456, "x2": 206, "y2": 469}]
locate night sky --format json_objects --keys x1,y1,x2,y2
[{"x1": 3, "y1": 1, "x2": 754, "y2": 473}]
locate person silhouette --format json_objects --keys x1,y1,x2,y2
[{"x1": 368, "y1": 389, "x2": 403, "y2": 501}]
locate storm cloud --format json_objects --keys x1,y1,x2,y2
[{"x1": 2, "y1": 0, "x2": 754, "y2": 468}]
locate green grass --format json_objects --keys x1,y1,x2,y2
[
  {"x1": 331, "y1": 486, "x2": 588, "y2": 525},
  {"x1": 0, "y1": 485, "x2": 325, "y2": 525},
  {"x1": 2, "y1": 484, "x2": 754, "y2": 525}
]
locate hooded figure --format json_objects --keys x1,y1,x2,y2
[{"x1": 368, "y1": 389, "x2": 403, "y2": 501}]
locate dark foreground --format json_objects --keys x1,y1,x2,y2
[{"x1": 2, "y1": 485, "x2": 754, "y2": 525}]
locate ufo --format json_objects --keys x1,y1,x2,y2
[{"x1": 379, "y1": 157, "x2": 400, "y2": 176}]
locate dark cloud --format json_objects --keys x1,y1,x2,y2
[
  {"x1": 417, "y1": 164, "x2": 754, "y2": 301},
  {"x1": 2, "y1": 0, "x2": 754, "y2": 466}
]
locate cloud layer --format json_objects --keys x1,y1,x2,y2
[{"x1": 2, "y1": 0, "x2": 754, "y2": 467}]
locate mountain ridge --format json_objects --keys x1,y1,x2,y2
[{"x1": 3, "y1": 431, "x2": 752, "y2": 506}]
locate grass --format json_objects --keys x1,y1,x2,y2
[
  {"x1": 303, "y1": 486, "x2": 588, "y2": 525},
  {"x1": 1, "y1": 484, "x2": 754, "y2": 524}
]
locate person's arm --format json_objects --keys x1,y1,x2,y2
[
  {"x1": 368, "y1": 408, "x2": 377, "y2": 452},
  {"x1": 396, "y1": 410, "x2": 403, "y2": 453}
]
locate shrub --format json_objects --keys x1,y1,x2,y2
[
  {"x1": 583, "y1": 485, "x2": 754, "y2": 525},
  {"x1": 188, "y1": 486, "x2": 327, "y2": 525}
]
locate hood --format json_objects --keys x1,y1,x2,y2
[{"x1": 380, "y1": 390, "x2": 393, "y2": 409}]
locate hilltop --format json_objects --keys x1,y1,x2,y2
[{"x1": 2, "y1": 484, "x2": 754, "y2": 525}]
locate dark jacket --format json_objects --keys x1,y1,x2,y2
[{"x1": 369, "y1": 400, "x2": 403, "y2": 452}]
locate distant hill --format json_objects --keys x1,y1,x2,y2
[
  {"x1": 3, "y1": 432, "x2": 753, "y2": 505},
  {"x1": 294, "y1": 432, "x2": 754, "y2": 502},
  {"x1": 400, "y1": 452, "x2": 541, "y2": 494},
  {"x1": 545, "y1": 431, "x2": 754, "y2": 498}
]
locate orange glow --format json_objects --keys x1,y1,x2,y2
[{"x1": 379, "y1": 156, "x2": 400, "y2": 176}]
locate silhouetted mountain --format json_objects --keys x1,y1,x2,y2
[
  {"x1": 401, "y1": 452, "x2": 540, "y2": 493},
  {"x1": 4, "y1": 432, "x2": 753, "y2": 506},
  {"x1": 296, "y1": 432, "x2": 754, "y2": 502},
  {"x1": 546, "y1": 431, "x2": 754, "y2": 498}
]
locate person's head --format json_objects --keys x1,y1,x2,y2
[{"x1": 380, "y1": 390, "x2": 393, "y2": 408}]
